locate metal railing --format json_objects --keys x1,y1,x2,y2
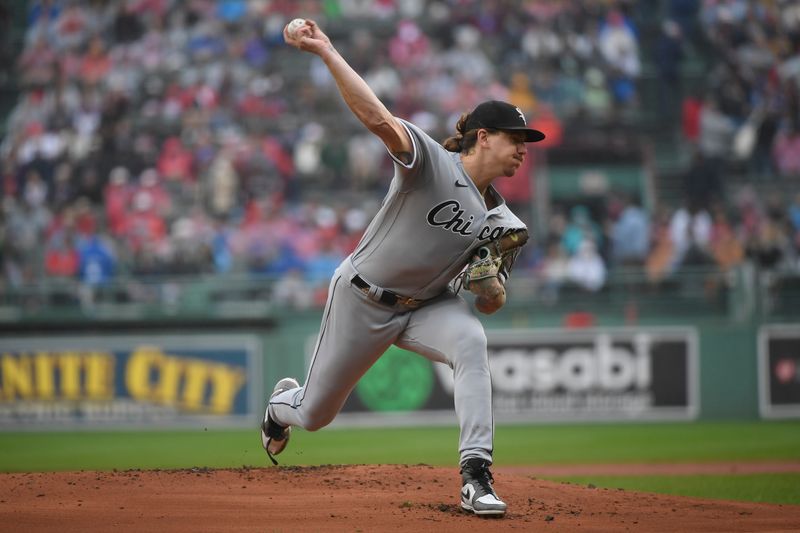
[{"x1": 3, "y1": 263, "x2": 795, "y2": 325}]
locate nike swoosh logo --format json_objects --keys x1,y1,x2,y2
[{"x1": 455, "y1": 180, "x2": 469, "y2": 188}]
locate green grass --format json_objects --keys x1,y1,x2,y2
[
  {"x1": 1, "y1": 421, "x2": 799, "y2": 505},
  {"x1": 548, "y1": 474, "x2": 800, "y2": 505},
  {"x1": 0, "y1": 421, "x2": 798, "y2": 472},
  {"x1": 492, "y1": 421, "x2": 800, "y2": 465}
]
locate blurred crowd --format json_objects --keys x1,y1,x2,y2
[
  {"x1": 534, "y1": 0, "x2": 800, "y2": 295},
  {"x1": 527, "y1": 184, "x2": 800, "y2": 300},
  {"x1": 0, "y1": 0, "x2": 799, "y2": 310}
]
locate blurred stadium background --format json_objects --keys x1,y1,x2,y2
[{"x1": 0, "y1": 0, "x2": 799, "y2": 436}]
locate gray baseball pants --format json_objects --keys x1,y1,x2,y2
[{"x1": 269, "y1": 259, "x2": 494, "y2": 465}]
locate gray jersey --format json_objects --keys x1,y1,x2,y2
[
  {"x1": 351, "y1": 119, "x2": 527, "y2": 300},
  {"x1": 268, "y1": 119, "x2": 526, "y2": 469}
]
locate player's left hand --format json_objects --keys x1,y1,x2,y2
[
  {"x1": 471, "y1": 276, "x2": 506, "y2": 314},
  {"x1": 464, "y1": 249, "x2": 506, "y2": 314},
  {"x1": 462, "y1": 229, "x2": 528, "y2": 314}
]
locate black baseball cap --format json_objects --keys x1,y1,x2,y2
[{"x1": 464, "y1": 100, "x2": 545, "y2": 142}]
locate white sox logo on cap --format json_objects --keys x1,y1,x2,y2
[{"x1": 465, "y1": 100, "x2": 545, "y2": 142}]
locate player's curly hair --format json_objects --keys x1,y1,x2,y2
[{"x1": 442, "y1": 112, "x2": 497, "y2": 153}]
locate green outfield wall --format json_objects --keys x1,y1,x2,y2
[
  {"x1": 257, "y1": 308, "x2": 767, "y2": 422},
  {"x1": 0, "y1": 267, "x2": 798, "y2": 429}
]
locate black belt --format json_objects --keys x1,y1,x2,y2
[{"x1": 352, "y1": 275, "x2": 423, "y2": 308}]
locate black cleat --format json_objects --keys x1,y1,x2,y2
[{"x1": 260, "y1": 377, "x2": 299, "y2": 465}]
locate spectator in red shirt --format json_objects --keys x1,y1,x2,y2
[
  {"x1": 45, "y1": 232, "x2": 79, "y2": 278},
  {"x1": 681, "y1": 92, "x2": 703, "y2": 143},
  {"x1": 135, "y1": 168, "x2": 173, "y2": 219},
  {"x1": 123, "y1": 189, "x2": 167, "y2": 254},
  {"x1": 157, "y1": 136, "x2": 195, "y2": 183},
  {"x1": 104, "y1": 167, "x2": 133, "y2": 237},
  {"x1": 389, "y1": 20, "x2": 429, "y2": 68},
  {"x1": 80, "y1": 36, "x2": 112, "y2": 85},
  {"x1": 72, "y1": 196, "x2": 97, "y2": 238}
]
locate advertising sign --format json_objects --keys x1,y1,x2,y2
[
  {"x1": 759, "y1": 325, "x2": 800, "y2": 419},
  {"x1": 0, "y1": 335, "x2": 262, "y2": 428},
  {"x1": 340, "y1": 327, "x2": 698, "y2": 423}
]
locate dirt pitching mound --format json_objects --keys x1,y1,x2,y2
[{"x1": 1, "y1": 464, "x2": 797, "y2": 532}]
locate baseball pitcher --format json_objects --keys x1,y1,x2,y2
[{"x1": 262, "y1": 18, "x2": 545, "y2": 517}]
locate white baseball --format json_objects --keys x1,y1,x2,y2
[{"x1": 287, "y1": 18, "x2": 307, "y2": 39}]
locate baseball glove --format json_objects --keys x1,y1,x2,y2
[
  {"x1": 463, "y1": 229, "x2": 529, "y2": 290},
  {"x1": 461, "y1": 229, "x2": 529, "y2": 314}
]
